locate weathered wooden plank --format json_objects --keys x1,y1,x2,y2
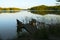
[
  {"x1": 16, "y1": 19, "x2": 37, "y2": 34},
  {"x1": 24, "y1": 24, "x2": 37, "y2": 34},
  {"x1": 16, "y1": 19, "x2": 24, "y2": 32}
]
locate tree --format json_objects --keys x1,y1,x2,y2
[
  {"x1": 56, "y1": 0, "x2": 60, "y2": 6},
  {"x1": 56, "y1": 0, "x2": 60, "y2": 2}
]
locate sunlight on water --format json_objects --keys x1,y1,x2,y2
[{"x1": 0, "y1": 11, "x2": 60, "y2": 40}]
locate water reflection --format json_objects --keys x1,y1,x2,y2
[{"x1": 0, "y1": 11, "x2": 60, "y2": 40}]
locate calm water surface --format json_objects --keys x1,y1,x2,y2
[{"x1": 0, "y1": 11, "x2": 60, "y2": 40}]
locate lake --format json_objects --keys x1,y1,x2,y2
[{"x1": 0, "y1": 11, "x2": 60, "y2": 40}]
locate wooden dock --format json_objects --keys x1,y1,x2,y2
[{"x1": 16, "y1": 19, "x2": 37, "y2": 35}]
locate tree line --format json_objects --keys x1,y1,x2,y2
[{"x1": 29, "y1": 5, "x2": 60, "y2": 15}]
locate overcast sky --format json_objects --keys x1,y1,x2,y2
[{"x1": 0, "y1": 0, "x2": 57, "y2": 9}]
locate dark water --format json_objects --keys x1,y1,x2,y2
[{"x1": 0, "y1": 11, "x2": 60, "y2": 40}]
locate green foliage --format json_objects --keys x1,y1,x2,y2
[
  {"x1": 30, "y1": 5, "x2": 60, "y2": 15},
  {"x1": 56, "y1": 0, "x2": 60, "y2": 2}
]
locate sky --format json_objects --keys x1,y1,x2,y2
[{"x1": 0, "y1": 0, "x2": 58, "y2": 9}]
